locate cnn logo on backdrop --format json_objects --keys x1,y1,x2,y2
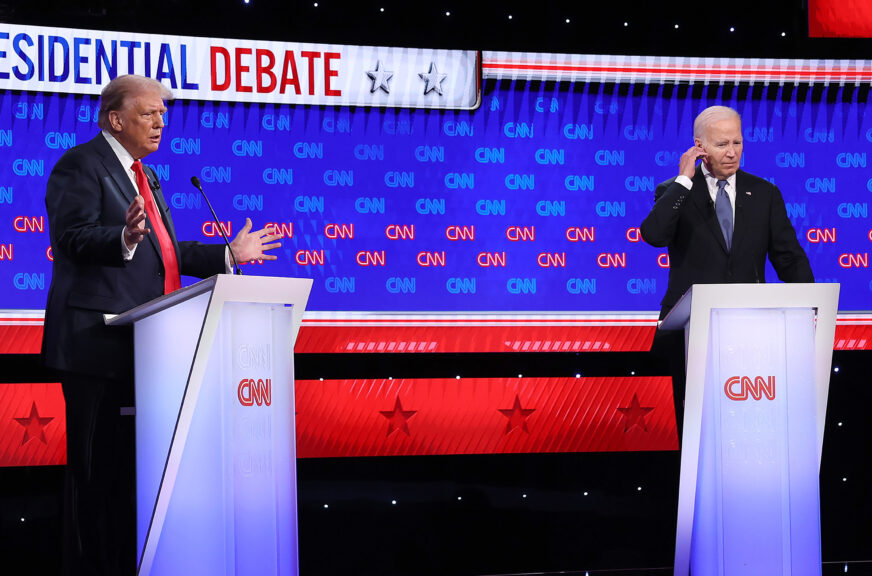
[{"x1": 724, "y1": 376, "x2": 776, "y2": 401}]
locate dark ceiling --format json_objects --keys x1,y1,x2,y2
[{"x1": 2, "y1": 0, "x2": 871, "y2": 59}]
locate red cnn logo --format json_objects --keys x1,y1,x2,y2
[
  {"x1": 724, "y1": 376, "x2": 776, "y2": 401},
  {"x1": 238, "y1": 378, "x2": 272, "y2": 406}
]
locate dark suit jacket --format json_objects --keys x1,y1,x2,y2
[
  {"x1": 43, "y1": 134, "x2": 226, "y2": 379},
  {"x1": 640, "y1": 165, "x2": 814, "y2": 319}
]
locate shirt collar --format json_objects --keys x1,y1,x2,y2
[
  {"x1": 700, "y1": 162, "x2": 736, "y2": 190},
  {"x1": 101, "y1": 130, "x2": 137, "y2": 171}
]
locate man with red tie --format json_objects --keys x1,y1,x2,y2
[{"x1": 43, "y1": 74, "x2": 281, "y2": 575}]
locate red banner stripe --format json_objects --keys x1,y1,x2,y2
[
  {"x1": 0, "y1": 383, "x2": 66, "y2": 467},
  {"x1": 0, "y1": 324, "x2": 44, "y2": 354},
  {"x1": 3, "y1": 322, "x2": 872, "y2": 354},
  {"x1": 293, "y1": 325, "x2": 657, "y2": 353},
  {"x1": 295, "y1": 377, "x2": 678, "y2": 458}
]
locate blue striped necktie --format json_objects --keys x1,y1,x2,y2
[{"x1": 715, "y1": 179, "x2": 733, "y2": 250}]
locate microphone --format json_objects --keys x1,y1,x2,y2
[{"x1": 190, "y1": 176, "x2": 243, "y2": 275}]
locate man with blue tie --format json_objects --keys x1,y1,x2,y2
[
  {"x1": 640, "y1": 105, "x2": 813, "y2": 320},
  {"x1": 640, "y1": 105, "x2": 814, "y2": 437}
]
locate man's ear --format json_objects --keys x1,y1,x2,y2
[
  {"x1": 694, "y1": 137, "x2": 702, "y2": 148},
  {"x1": 108, "y1": 110, "x2": 122, "y2": 132}
]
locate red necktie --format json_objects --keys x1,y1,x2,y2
[{"x1": 132, "y1": 160, "x2": 181, "y2": 294}]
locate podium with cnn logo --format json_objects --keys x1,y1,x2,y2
[
  {"x1": 661, "y1": 283, "x2": 839, "y2": 576},
  {"x1": 108, "y1": 275, "x2": 312, "y2": 576}
]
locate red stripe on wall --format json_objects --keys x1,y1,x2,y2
[
  {"x1": 3, "y1": 321, "x2": 872, "y2": 354},
  {"x1": 0, "y1": 324, "x2": 44, "y2": 354},
  {"x1": 0, "y1": 383, "x2": 66, "y2": 467},
  {"x1": 295, "y1": 377, "x2": 678, "y2": 458},
  {"x1": 0, "y1": 377, "x2": 676, "y2": 466},
  {"x1": 293, "y1": 324, "x2": 657, "y2": 353}
]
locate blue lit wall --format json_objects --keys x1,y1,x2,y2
[{"x1": 1, "y1": 81, "x2": 869, "y2": 311}]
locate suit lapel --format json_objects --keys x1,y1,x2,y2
[
  {"x1": 93, "y1": 134, "x2": 164, "y2": 261},
  {"x1": 92, "y1": 135, "x2": 139, "y2": 204},
  {"x1": 691, "y1": 167, "x2": 729, "y2": 254}
]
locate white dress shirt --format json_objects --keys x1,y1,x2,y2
[{"x1": 674, "y1": 163, "x2": 737, "y2": 225}]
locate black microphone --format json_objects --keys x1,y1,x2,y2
[{"x1": 190, "y1": 176, "x2": 243, "y2": 275}]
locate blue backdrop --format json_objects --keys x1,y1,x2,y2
[{"x1": 1, "y1": 80, "x2": 869, "y2": 311}]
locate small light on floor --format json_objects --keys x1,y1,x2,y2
[
  {"x1": 380, "y1": 7, "x2": 384, "y2": 12},
  {"x1": 518, "y1": 373, "x2": 523, "y2": 378},
  {"x1": 834, "y1": 366, "x2": 840, "y2": 373},
  {"x1": 446, "y1": 11, "x2": 451, "y2": 16},
  {"x1": 388, "y1": 376, "x2": 393, "y2": 380},
  {"x1": 583, "y1": 491, "x2": 589, "y2": 496},
  {"x1": 457, "y1": 496, "x2": 462, "y2": 501},
  {"x1": 631, "y1": 371, "x2": 636, "y2": 375},
  {"x1": 842, "y1": 477, "x2": 848, "y2": 482},
  {"x1": 319, "y1": 377, "x2": 324, "y2": 381},
  {"x1": 674, "y1": 24, "x2": 679, "y2": 29},
  {"x1": 637, "y1": 486, "x2": 642, "y2": 491},
  {"x1": 781, "y1": 32, "x2": 786, "y2": 37},
  {"x1": 20, "y1": 517, "x2": 25, "y2": 523},
  {"x1": 391, "y1": 500, "x2": 397, "y2": 505},
  {"x1": 576, "y1": 373, "x2": 581, "y2": 378},
  {"x1": 313, "y1": 2, "x2": 318, "y2": 6},
  {"x1": 624, "y1": 22, "x2": 628, "y2": 27},
  {"x1": 565, "y1": 18, "x2": 571, "y2": 24},
  {"x1": 455, "y1": 375, "x2": 461, "y2": 380},
  {"x1": 323, "y1": 504, "x2": 329, "y2": 508},
  {"x1": 522, "y1": 493, "x2": 527, "y2": 498},
  {"x1": 508, "y1": 15, "x2": 513, "y2": 20},
  {"x1": 838, "y1": 422, "x2": 843, "y2": 427}
]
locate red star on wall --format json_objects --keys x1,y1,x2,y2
[
  {"x1": 617, "y1": 393, "x2": 655, "y2": 432},
  {"x1": 379, "y1": 396, "x2": 417, "y2": 437},
  {"x1": 498, "y1": 394, "x2": 536, "y2": 434},
  {"x1": 14, "y1": 402, "x2": 54, "y2": 445}
]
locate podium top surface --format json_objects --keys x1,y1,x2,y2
[
  {"x1": 659, "y1": 283, "x2": 839, "y2": 331},
  {"x1": 106, "y1": 275, "x2": 313, "y2": 326}
]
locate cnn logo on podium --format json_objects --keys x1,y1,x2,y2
[
  {"x1": 724, "y1": 376, "x2": 776, "y2": 401},
  {"x1": 238, "y1": 378, "x2": 272, "y2": 406}
]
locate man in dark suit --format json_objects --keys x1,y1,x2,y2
[
  {"x1": 641, "y1": 105, "x2": 813, "y2": 319},
  {"x1": 43, "y1": 74, "x2": 281, "y2": 575},
  {"x1": 640, "y1": 105, "x2": 813, "y2": 437}
]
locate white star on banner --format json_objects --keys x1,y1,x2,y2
[
  {"x1": 366, "y1": 60, "x2": 393, "y2": 94},
  {"x1": 418, "y1": 62, "x2": 447, "y2": 95}
]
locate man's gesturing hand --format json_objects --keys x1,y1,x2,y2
[
  {"x1": 124, "y1": 195, "x2": 150, "y2": 249},
  {"x1": 679, "y1": 145, "x2": 708, "y2": 179},
  {"x1": 229, "y1": 218, "x2": 283, "y2": 263}
]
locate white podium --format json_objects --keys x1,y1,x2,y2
[
  {"x1": 661, "y1": 283, "x2": 839, "y2": 576},
  {"x1": 108, "y1": 275, "x2": 312, "y2": 576}
]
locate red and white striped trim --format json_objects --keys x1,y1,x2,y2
[
  {"x1": 481, "y1": 52, "x2": 872, "y2": 83},
  {"x1": 300, "y1": 311, "x2": 660, "y2": 327},
  {"x1": 2, "y1": 309, "x2": 870, "y2": 326}
]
